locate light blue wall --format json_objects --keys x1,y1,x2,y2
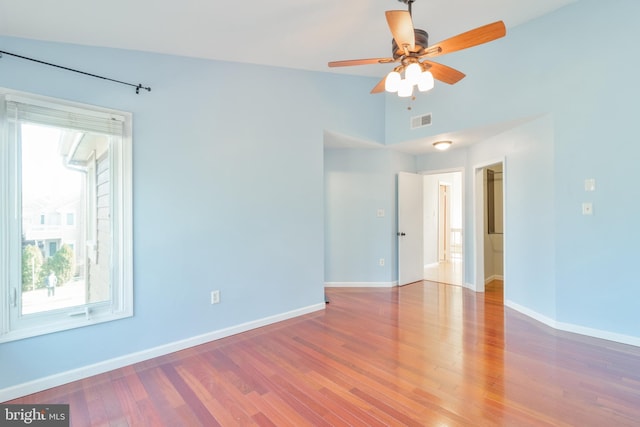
[
  {"x1": 467, "y1": 117, "x2": 556, "y2": 318},
  {"x1": 393, "y1": 0, "x2": 640, "y2": 337},
  {"x1": 324, "y1": 147, "x2": 414, "y2": 284},
  {"x1": 414, "y1": 116, "x2": 555, "y2": 320},
  {"x1": 4, "y1": 0, "x2": 640, "y2": 395},
  {"x1": 0, "y1": 36, "x2": 384, "y2": 390},
  {"x1": 547, "y1": 2, "x2": 640, "y2": 335}
]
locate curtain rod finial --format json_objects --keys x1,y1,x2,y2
[{"x1": 135, "y1": 84, "x2": 151, "y2": 94}]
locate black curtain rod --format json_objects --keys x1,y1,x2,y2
[{"x1": 0, "y1": 49, "x2": 151, "y2": 94}]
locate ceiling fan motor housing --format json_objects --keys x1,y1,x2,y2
[{"x1": 392, "y1": 29, "x2": 428, "y2": 59}]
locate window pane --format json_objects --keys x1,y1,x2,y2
[
  {"x1": 20, "y1": 123, "x2": 110, "y2": 315},
  {"x1": 2, "y1": 90, "x2": 132, "y2": 343}
]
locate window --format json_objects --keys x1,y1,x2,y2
[
  {"x1": 48, "y1": 241, "x2": 58, "y2": 257},
  {"x1": 0, "y1": 88, "x2": 133, "y2": 342}
]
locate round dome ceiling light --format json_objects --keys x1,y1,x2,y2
[{"x1": 433, "y1": 140, "x2": 452, "y2": 151}]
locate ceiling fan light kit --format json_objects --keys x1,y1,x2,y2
[
  {"x1": 417, "y1": 70, "x2": 434, "y2": 92},
  {"x1": 385, "y1": 62, "x2": 435, "y2": 96},
  {"x1": 385, "y1": 71, "x2": 402, "y2": 92},
  {"x1": 328, "y1": 0, "x2": 506, "y2": 97}
]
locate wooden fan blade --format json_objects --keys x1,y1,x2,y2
[
  {"x1": 422, "y1": 60, "x2": 466, "y2": 85},
  {"x1": 370, "y1": 77, "x2": 386, "y2": 94},
  {"x1": 386, "y1": 10, "x2": 415, "y2": 52},
  {"x1": 328, "y1": 57, "x2": 395, "y2": 67},
  {"x1": 424, "y1": 21, "x2": 506, "y2": 57}
]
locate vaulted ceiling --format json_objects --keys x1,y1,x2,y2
[
  {"x1": 0, "y1": 0, "x2": 576, "y2": 153},
  {"x1": 0, "y1": 0, "x2": 575, "y2": 78}
]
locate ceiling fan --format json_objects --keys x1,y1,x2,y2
[{"x1": 328, "y1": 0, "x2": 506, "y2": 97}]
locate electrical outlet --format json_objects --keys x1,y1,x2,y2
[
  {"x1": 379, "y1": 258, "x2": 385, "y2": 266},
  {"x1": 210, "y1": 290, "x2": 220, "y2": 304}
]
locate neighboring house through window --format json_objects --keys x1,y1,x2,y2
[{"x1": 0, "y1": 88, "x2": 133, "y2": 342}]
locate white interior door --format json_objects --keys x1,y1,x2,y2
[{"x1": 398, "y1": 172, "x2": 424, "y2": 286}]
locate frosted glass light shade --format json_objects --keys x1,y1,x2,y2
[
  {"x1": 433, "y1": 140, "x2": 452, "y2": 151},
  {"x1": 417, "y1": 71, "x2": 435, "y2": 92},
  {"x1": 398, "y1": 79, "x2": 413, "y2": 97},
  {"x1": 405, "y1": 63, "x2": 422, "y2": 86},
  {"x1": 385, "y1": 71, "x2": 401, "y2": 92}
]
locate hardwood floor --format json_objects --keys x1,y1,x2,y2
[
  {"x1": 7, "y1": 280, "x2": 640, "y2": 426},
  {"x1": 423, "y1": 260, "x2": 463, "y2": 286}
]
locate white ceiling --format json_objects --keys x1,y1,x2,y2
[
  {"x1": 0, "y1": 0, "x2": 575, "y2": 78},
  {"x1": 0, "y1": 0, "x2": 575, "y2": 153}
]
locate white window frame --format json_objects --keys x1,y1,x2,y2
[{"x1": 0, "y1": 88, "x2": 133, "y2": 343}]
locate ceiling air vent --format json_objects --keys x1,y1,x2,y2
[{"x1": 411, "y1": 113, "x2": 432, "y2": 129}]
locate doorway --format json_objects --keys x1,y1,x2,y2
[
  {"x1": 473, "y1": 161, "x2": 505, "y2": 294},
  {"x1": 423, "y1": 171, "x2": 463, "y2": 286},
  {"x1": 438, "y1": 183, "x2": 450, "y2": 262}
]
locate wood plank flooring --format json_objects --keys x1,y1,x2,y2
[{"x1": 7, "y1": 280, "x2": 640, "y2": 426}]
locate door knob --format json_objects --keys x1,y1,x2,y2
[{"x1": 397, "y1": 232, "x2": 406, "y2": 236}]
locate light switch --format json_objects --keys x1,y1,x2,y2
[
  {"x1": 377, "y1": 209, "x2": 385, "y2": 217},
  {"x1": 584, "y1": 179, "x2": 596, "y2": 192},
  {"x1": 582, "y1": 202, "x2": 593, "y2": 215}
]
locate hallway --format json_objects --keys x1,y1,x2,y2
[{"x1": 423, "y1": 259, "x2": 463, "y2": 286}]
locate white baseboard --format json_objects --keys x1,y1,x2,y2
[
  {"x1": 485, "y1": 275, "x2": 504, "y2": 284},
  {"x1": 463, "y1": 282, "x2": 476, "y2": 291},
  {"x1": 504, "y1": 300, "x2": 556, "y2": 327},
  {"x1": 505, "y1": 299, "x2": 640, "y2": 348},
  {"x1": 324, "y1": 281, "x2": 398, "y2": 288},
  {"x1": 1, "y1": 302, "x2": 326, "y2": 402}
]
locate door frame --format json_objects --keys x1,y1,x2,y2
[
  {"x1": 419, "y1": 167, "x2": 465, "y2": 283},
  {"x1": 438, "y1": 182, "x2": 451, "y2": 262},
  {"x1": 472, "y1": 158, "x2": 506, "y2": 293}
]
